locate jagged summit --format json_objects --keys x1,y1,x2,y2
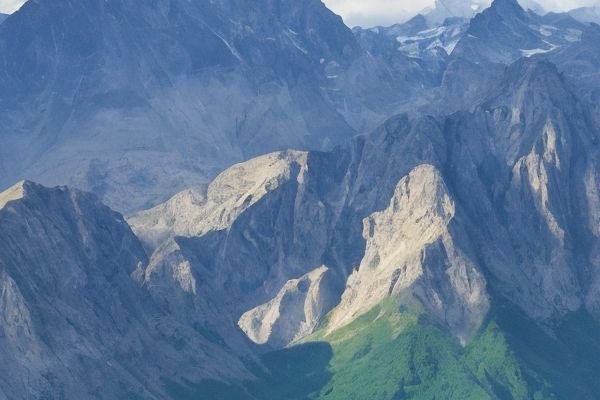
[
  {"x1": 129, "y1": 150, "x2": 308, "y2": 249},
  {"x1": 0, "y1": 177, "x2": 253, "y2": 398},
  {"x1": 489, "y1": 0, "x2": 524, "y2": 13},
  {"x1": 452, "y1": 0, "x2": 585, "y2": 64},
  {"x1": 0, "y1": 180, "x2": 67, "y2": 210},
  {"x1": 0, "y1": 0, "x2": 361, "y2": 213},
  {"x1": 491, "y1": 58, "x2": 571, "y2": 107},
  {"x1": 4, "y1": 0, "x2": 600, "y2": 398}
]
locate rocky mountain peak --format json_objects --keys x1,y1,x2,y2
[
  {"x1": 489, "y1": 0, "x2": 525, "y2": 15},
  {"x1": 326, "y1": 164, "x2": 489, "y2": 342},
  {"x1": 453, "y1": 0, "x2": 584, "y2": 64},
  {"x1": 502, "y1": 58, "x2": 569, "y2": 101}
]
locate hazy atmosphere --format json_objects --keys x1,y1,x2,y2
[
  {"x1": 4, "y1": 0, "x2": 600, "y2": 398},
  {"x1": 322, "y1": 0, "x2": 600, "y2": 26},
  {"x1": 1, "y1": 0, "x2": 598, "y2": 26}
]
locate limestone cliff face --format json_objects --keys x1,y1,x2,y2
[
  {"x1": 327, "y1": 165, "x2": 488, "y2": 343},
  {"x1": 130, "y1": 151, "x2": 309, "y2": 250},
  {"x1": 6, "y1": 0, "x2": 600, "y2": 397},
  {"x1": 130, "y1": 150, "x2": 341, "y2": 350},
  {"x1": 238, "y1": 266, "x2": 336, "y2": 347},
  {"x1": 5, "y1": 55, "x2": 600, "y2": 397},
  {"x1": 0, "y1": 181, "x2": 152, "y2": 398}
]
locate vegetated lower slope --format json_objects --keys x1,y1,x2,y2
[
  {"x1": 173, "y1": 296, "x2": 565, "y2": 400},
  {"x1": 261, "y1": 299, "x2": 555, "y2": 400},
  {"x1": 239, "y1": 294, "x2": 600, "y2": 400}
]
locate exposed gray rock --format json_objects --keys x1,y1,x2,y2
[
  {"x1": 327, "y1": 165, "x2": 489, "y2": 343},
  {"x1": 132, "y1": 53, "x2": 600, "y2": 351},
  {"x1": 0, "y1": 0, "x2": 441, "y2": 214},
  {"x1": 238, "y1": 266, "x2": 336, "y2": 348},
  {"x1": 453, "y1": 0, "x2": 585, "y2": 64},
  {"x1": 0, "y1": 181, "x2": 250, "y2": 399},
  {"x1": 6, "y1": 1, "x2": 600, "y2": 397},
  {"x1": 130, "y1": 151, "x2": 308, "y2": 250}
]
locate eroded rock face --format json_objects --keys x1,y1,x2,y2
[
  {"x1": 0, "y1": 181, "x2": 151, "y2": 398},
  {"x1": 131, "y1": 150, "x2": 342, "y2": 357},
  {"x1": 453, "y1": 0, "x2": 584, "y2": 65},
  {"x1": 0, "y1": 0, "x2": 441, "y2": 214},
  {"x1": 129, "y1": 151, "x2": 308, "y2": 250},
  {"x1": 327, "y1": 165, "x2": 489, "y2": 343},
  {"x1": 0, "y1": 181, "x2": 249, "y2": 399},
  {"x1": 238, "y1": 266, "x2": 336, "y2": 347},
  {"x1": 131, "y1": 55, "x2": 600, "y2": 352}
]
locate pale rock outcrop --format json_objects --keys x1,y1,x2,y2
[
  {"x1": 328, "y1": 165, "x2": 489, "y2": 343},
  {"x1": 130, "y1": 151, "x2": 308, "y2": 250},
  {"x1": 238, "y1": 266, "x2": 335, "y2": 348},
  {"x1": 0, "y1": 180, "x2": 24, "y2": 209}
]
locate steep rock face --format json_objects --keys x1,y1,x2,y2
[
  {"x1": 453, "y1": 0, "x2": 584, "y2": 64},
  {"x1": 132, "y1": 55, "x2": 600, "y2": 352},
  {"x1": 550, "y1": 24, "x2": 600, "y2": 130},
  {"x1": 0, "y1": 0, "x2": 360, "y2": 212},
  {"x1": 131, "y1": 115, "x2": 459, "y2": 350},
  {"x1": 327, "y1": 165, "x2": 489, "y2": 343},
  {"x1": 238, "y1": 266, "x2": 335, "y2": 347},
  {"x1": 0, "y1": 0, "x2": 437, "y2": 213},
  {"x1": 130, "y1": 151, "x2": 308, "y2": 249},
  {"x1": 438, "y1": 57, "x2": 600, "y2": 326},
  {"x1": 0, "y1": 181, "x2": 153, "y2": 398},
  {"x1": 0, "y1": 181, "x2": 249, "y2": 399},
  {"x1": 132, "y1": 150, "x2": 345, "y2": 353}
]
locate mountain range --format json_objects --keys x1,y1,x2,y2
[
  {"x1": 3, "y1": 0, "x2": 600, "y2": 399},
  {"x1": 0, "y1": 0, "x2": 445, "y2": 213}
]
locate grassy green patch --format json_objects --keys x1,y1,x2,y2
[
  {"x1": 246, "y1": 298, "x2": 558, "y2": 400},
  {"x1": 308, "y1": 301, "x2": 550, "y2": 400},
  {"x1": 169, "y1": 297, "x2": 600, "y2": 399}
]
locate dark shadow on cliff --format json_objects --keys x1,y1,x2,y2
[
  {"x1": 246, "y1": 341, "x2": 334, "y2": 400},
  {"x1": 162, "y1": 341, "x2": 333, "y2": 400},
  {"x1": 494, "y1": 298, "x2": 600, "y2": 399}
]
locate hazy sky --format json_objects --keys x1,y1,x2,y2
[
  {"x1": 1, "y1": 0, "x2": 599, "y2": 26},
  {"x1": 323, "y1": 0, "x2": 600, "y2": 26}
]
